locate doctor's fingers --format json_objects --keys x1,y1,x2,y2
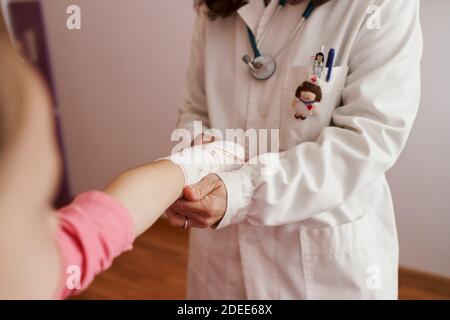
[
  {"x1": 169, "y1": 203, "x2": 215, "y2": 228},
  {"x1": 166, "y1": 209, "x2": 187, "y2": 228},
  {"x1": 183, "y1": 175, "x2": 221, "y2": 202},
  {"x1": 191, "y1": 133, "x2": 219, "y2": 147},
  {"x1": 170, "y1": 197, "x2": 211, "y2": 216},
  {"x1": 167, "y1": 209, "x2": 209, "y2": 229}
]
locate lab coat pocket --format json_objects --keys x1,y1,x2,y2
[
  {"x1": 299, "y1": 214, "x2": 397, "y2": 300},
  {"x1": 280, "y1": 65, "x2": 349, "y2": 150}
]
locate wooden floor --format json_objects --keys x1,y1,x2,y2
[{"x1": 76, "y1": 219, "x2": 450, "y2": 300}]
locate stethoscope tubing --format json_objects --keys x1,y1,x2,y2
[
  {"x1": 247, "y1": 0, "x2": 315, "y2": 60},
  {"x1": 256, "y1": 4, "x2": 284, "y2": 49}
]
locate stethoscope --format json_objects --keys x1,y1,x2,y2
[{"x1": 242, "y1": 0, "x2": 316, "y2": 80}]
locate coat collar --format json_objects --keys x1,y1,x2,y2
[{"x1": 237, "y1": 0, "x2": 266, "y2": 35}]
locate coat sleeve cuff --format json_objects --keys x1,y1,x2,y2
[{"x1": 214, "y1": 170, "x2": 254, "y2": 230}]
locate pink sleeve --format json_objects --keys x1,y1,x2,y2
[{"x1": 56, "y1": 191, "x2": 135, "y2": 299}]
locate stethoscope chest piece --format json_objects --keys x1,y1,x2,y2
[
  {"x1": 245, "y1": 54, "x2": 277, "y2": 80},
  {"x1": 242, "y1": 0, "x2": 316, "y2": 81}
]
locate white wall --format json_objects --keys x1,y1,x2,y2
[{"x1": 43, "y1": 1, "x2": 449, "y2": 277}]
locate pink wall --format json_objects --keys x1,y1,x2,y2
[
  {"x1": 387, "y1": 0, "x2": 450, "y2": 278},
  {"x1": 43, "y1": 0, "x2": 195, "y2": 191},
  {"x1": 42, "y1": 1, "x2": 449, "y2": 277}
]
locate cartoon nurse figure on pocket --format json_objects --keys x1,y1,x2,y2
[{"x1": 291, "y1": 75, "x2": 323, "y2": 120}]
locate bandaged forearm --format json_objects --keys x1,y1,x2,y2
[{"x1": 163, "y1": 141, "x2": 245, "y2": 186}]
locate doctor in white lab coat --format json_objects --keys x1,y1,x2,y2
[{"x1": 167, "y1": 0, "x2": 422, "y2": 299}]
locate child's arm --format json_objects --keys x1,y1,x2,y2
[
  {"x1": 56, "y1": 160, "x2": 185, "y2": 298},
  {"x1": 104, "y1": 140, "x2": 244, "y2": 237},
  {"x1": 105, "y1": 160, "x2": 185, "y2": 237},
  {"x1": 57, "y1": 143, "x2": 244, "y2": 298}
]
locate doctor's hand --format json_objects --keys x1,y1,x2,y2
[{"x1": 167, "y1": 175, "x2": 227, "y2": 229}]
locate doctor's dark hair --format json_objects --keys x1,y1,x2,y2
[
  {"x1": 195, "y1": 0, "x2": 331, "y2": 20},
  {"x1": 295, "y1": 81, "x2": 322, "y2": 102}
]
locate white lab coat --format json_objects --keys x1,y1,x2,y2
[{"x1": 178, "y1": 0, "x2": 422, "y2": 300}]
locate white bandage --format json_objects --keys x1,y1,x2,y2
[{"x1": 162, "y1": 141, "x2": 245, "y2": 186}]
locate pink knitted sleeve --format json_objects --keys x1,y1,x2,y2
[{"x1": 56, "y1": 191, "x2": 135, "y2": 299}]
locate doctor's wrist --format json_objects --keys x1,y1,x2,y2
[{"x1": 214, "y1": 170, "x2": 253, "y2": 230}]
